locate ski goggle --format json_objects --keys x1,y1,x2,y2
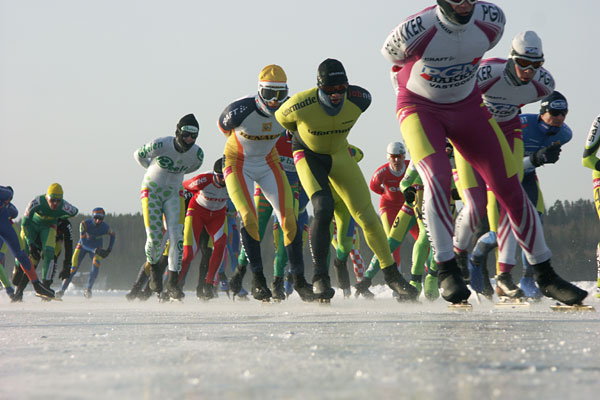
[
  {"x1": 514, "y1": 57, "x2": 544, "y2": 70},
  {"x1": 443, "y1": 0, "x2": 477, "y2": 5},
  {"x1": 548, "y1": 109, "x2": 568, "y2": 117},
  {"x1": 179, "y1": 125, "x2": 199, "y2": 139},
  {"x1": 320, "y1": 83, "x2": 348, "y2": 95},
  {"x1": 259, "y1": 86, "x2": 288, "y2": 102}
]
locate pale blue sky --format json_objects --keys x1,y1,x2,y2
[{"x1": 2, "y1": 0, "x2": 598, "y2": 215}]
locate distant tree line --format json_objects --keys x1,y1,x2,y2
[{"x1": 6, "y1": 199, "x2": 598, "y2": 290}]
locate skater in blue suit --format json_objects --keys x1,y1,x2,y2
[{"x1": 57, "y1": 207, "x2": 116, "y2": 298}]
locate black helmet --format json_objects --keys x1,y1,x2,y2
[
  {"x1": 539, "y1": 91, "x2": 568, "y2": 116},
  {"x1": 213, "y1": 158, "x2": 223, "y2": 174},
  {"x1": 175, "y1": 113, "x2": 199, "y2": 151},
  {"x1": 317, "y1": 58, "x2": 348, "y2": 88},
  {"x1": 437, "y1": 0, "x2": 475, "y2": 25}
]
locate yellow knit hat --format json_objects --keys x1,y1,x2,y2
[
  {"x1": 46, "y1": 183, "x2": 63, "y2": 199},
  {"x1": 258, "y1": 64, "x2": 287, "y2": 87}
]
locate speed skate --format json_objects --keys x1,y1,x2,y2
[
  {"x1": 494, "y1": 296, "x2": 529, "y2": 308},
  {"x1": 550, "y1": 303, "x2": 595, "y2": 312},
  {"x1": 448, "y1": 300, "x2": 473, "y2": 311}
]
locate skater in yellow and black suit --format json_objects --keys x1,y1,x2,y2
[{"x1": 275, "y1": 58, "x2": 418, "y2": 302}]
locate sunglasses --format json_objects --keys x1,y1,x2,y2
[
  {"x1": 548, "y1": 109, "x2": 568, "y2": 117},
  {"x1": 515, "y1": 58, "x2": 544, "y2": 70},
  {"x1": 180, "y1": 125, "x2": 199, "y2": 139},
  {"x1": 444, "y1": 0, "x2": 477, "y2": 5},
  {"x1": 320, "y1": 83, "x2": 348, "y2": 95},
  {"x1": 259, "y1": 87, "x2": 288, "y2": 102}
]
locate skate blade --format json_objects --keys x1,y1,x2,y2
[
  {"x1": 495, "y1": 297, "x2": 530, "y2": 308},
  {"x1": 550, "y1": 303, "x2": 595, "y2": 312},
  {"x1": 232, "y1": 294, "x2": 250, "y2": 302},
  {"x1": 316, "y1": 298, "x2": 331, "y2": 305},
  {"x1": 448, "y1": 301, "x2": 472, "y2": 311},
  {"x1": 35, "y1": 293, "x2": 62, "y2": 302}
]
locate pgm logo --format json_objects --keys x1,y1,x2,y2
[{"x1": 420, "y1": 58, "x2": 480, "y2": 88}]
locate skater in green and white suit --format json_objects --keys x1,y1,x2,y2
[{"x1": 134, "y1": 113, "x2": 204, "y2": 300}]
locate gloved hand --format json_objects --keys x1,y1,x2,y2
[
  {"x1": 59, "y1": 261, "x2": 71, "y2": 280},
  {"x1": 451, "y1": 188, "x2": 462, "y2": 201},
  {"x1": 403, "y1": 186, "x2": 417, "y2": 204},
  {"x1": 95, "y1": 248, "x2": 111, "y2": 258},
  {"x1": 28, "y1": 243, "x2": 41, "y2": 261},
  {"x1": 530, "y1": 142, "x2": 561, "y2": 167}
]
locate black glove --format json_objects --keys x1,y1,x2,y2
[
  {"x1": 530, "y1": 142, "x2": 561, "y2": 167},
  {"x1": 59, "y1": 261, "x2": 71, "y2": 280},
  {"x1": 451, "y1": 188, "x2": 462, "y2": 201},
  {"x1": 403, "y1": 186, "x2": 417, "y2": 204},
  {"x1": 95, "y1": 248, "x2": 111, "y2": 258},
  {"x1": 28, "y1": 243, "x2": 41, "y2": 261}
]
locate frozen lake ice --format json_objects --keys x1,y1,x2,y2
[{"x1": 1, "y1": 282, "x2": 599, "y2": 400}]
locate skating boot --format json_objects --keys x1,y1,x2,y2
[
  {"x1": 519, "y1": 276, "x2": 542, "y2": 300},
  {"x1": 455, "y1": 251, "x2": 470, "y2": 284},
  {"x1": 218, "y1": 272, "x2": 230, "y2": 297},
  {"x1": 533, "y1": 260, "x2": 587, "y2": 305},
  {"x1": 313, "y1": 274, "x2": 335, "y2": 303},
  {"x1": 382, "y1": 264, "x2": 419, "y2": 302},
  {"x1": 158, "y1": 291, "x2": 170, "y2": 302},
  {"x1": 480, "y1": 261, "x2": 494, "y2": 300},
  {"x1": 409, "y1": 274, "x2": 423, "y2": 297},
  {"x1": 292, "y1": 274, "x2": 314, "y2": 302},
  {"x1": 284, "y1": 272, "x2": 294, "y2": 297},
  {"x1": 495, "y1": 272, "x2": 524, "y2": 299},
  {"x1": 333, "y1": 258, "x2": 351, "y2": 298},
  {"x1": 84, "y1": 288, "x2": 92, "y2": 299},
  {"x1": 423, "y1": 271, "x2": 439, "y2": 301},
  {"x1": 11, "y1": 287, "x2": 23, "y2": 303},
  {"x1": 251, "y1": 271, "x2": 272, "y2": 301},
  {"x1": 165, "y1": 270, "x2": 185, "y2": 301},
  {"x1": 271, "y1": 276, "x2": 286, "y2": 302},
  {"x1": 353, "y1": 277, "x2": 375, "y2": 299},
  {"x1": 201, "y1": 282, "x2": 217, "y2": 300},
  {"x1": 126, "y1": 263, "x2": 150, "y2": 300},
  {"x1": 437, "y1": 258, "x2": 471, "y2": 304},
  {"x1": 55, "y1": 290, "x2": 64, "y2": 299},
  {"x1": 229, "y1": 265, "x2": 247, "y2": 298},
  {"x1": 33, "y1": 280, "x2": 56, "y2": 300},
  {"x1": 148, "y1": 262, "x2": 163, "y2": 293},
  {"x1": 42, "y1": 279, "x2": 53, "y2": 289},
  {"x1": 137, "y1": 285, "x2": 153, "y2": 301},
  {"x1": 236, "y1": 286, "x2": 249, "y2": 300},
  {"x1": 5, "y1": 286, "x2": 15, "y2": 300},
  {"x1": 125, "y1": 289, "x2": 138, "y2": 301},
  {"x1": 468, "y1": 256, "x2": 484, "y2": 294}
]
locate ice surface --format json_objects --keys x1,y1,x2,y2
[{"x1": 1, "y1": 282, "x2": 599, "y2": 400}]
